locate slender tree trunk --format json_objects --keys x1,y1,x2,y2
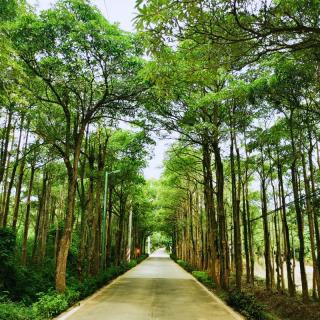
[
  {"x1": 2, "y1": 117, "x2": 24, "y2": 227},
  {"x1": 115, "y1": 194, "x2": 126, "y2": 265},
  {"x1": 32, "y1": 170, "x2": 48, "y2": 263},
  {"x1": 212, "y1": 138, "x2": 229, "y2": 289},
  {"x1": 202, "y1": 137, "x2": 218, "y2": 284},
  {"x1": 242, "y1": 182, "x2": 250, "y2": 283},
  {"x1": 289, "y1": 114, "x2": 308, "y2": 302},
  {"x1": 230, "y1": 130, "x2": 242, "y2": 290},
  {"x1": 55, "y1": 127, "x2": 84, "y2": 292},
  {"x1": 0, "y1": 110, "x2": 12, "y2": 185},
  {"x1": 21, "y1": 164, "x2": 35, "y2": 265},
  {"x1": 244, "y1": 138, "x2": 255, "y2": 285},
  {"x1": 12, "y1": 127, "x2": 29, "y2": 230},
  {"x1": 307, "y1": 125, "x2": 320, "y2": 299},
  {"x1": 260, "y1": 151, "x2": 272, "y2": 290},
  {"x1": 93, "y1": 175, "x2": 102, "y2": 273},
  {"x1": 302, "y1": 153, "x2": 319, "y2": 298},
  {"x1": 278, "y1": 160, "x2": 295, "y2": 296}
]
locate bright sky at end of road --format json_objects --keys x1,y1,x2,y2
[{"x1": 27, "y1": 0, "x2": 172, "y2": 180}]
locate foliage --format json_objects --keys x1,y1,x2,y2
[
  {"x1": 0, "y1": 300, "x2": 37, "y2": 320},
  {"x1": 126, "y1": 260, "x2": 138, "y2": 269},
  {"x1": 192, "y1": 271, "x2": 216, "y2": 289},
  {"x1": 176, "y1": 260, "x2": 194, "y2": 273},
  {"x1": 170, "y1": 253, "x2": 177, "y2": 261},
  {"x1": 0, "y1": 255, "x2": 148, "y2": 320},
  {"x1": 0, "y1": 228, "x2": 54, "y2": 302},
  {"x1": 226, "y1": 290, "x2": 270, "y2": 320},
  {"x1": 0, "y1": 228, "x2": 16, "y2": 294},
  {"x1": 136, "y1": 254, "x2": 149, "y2": 264},
  {"x1": 32, "y1": 289, "x2": 79, "y2": 319},
  {"x1": 2, "y1": 0, "x2": 320, "y2": 317}
]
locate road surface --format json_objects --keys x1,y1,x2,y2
[{"x1": 56, "y1": 249, "x2": 242, "y2": 320}]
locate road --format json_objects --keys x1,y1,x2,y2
[
  {"x1": 56, "y1": 248, "x2": 242, "y2": 320},
  {"x1": 254, "y1": 256, "x2": 313, "y2": 291}
]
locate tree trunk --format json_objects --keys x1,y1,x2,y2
[
  {"x1": 2, "y1": 116, "x2": 24, "y2": 227},
  {"x1": 212, "y1": 138, "x2": 229, "y2": 289},
  {"x1": 260, "y1": 151, "x2": 272, "y2": 290},
  {"x1": 302, "y1": 152, "x2": 319, "y2": 298},
  {"x1": 202, "y1": 137, "x2": 218, "y2": 284},
  {"x1": 12, "y1": 127, "x2": 29, "y2": 230},
  {"x1": 0, "y1": 110, "x2": 12, "y2": 185},
  {"x1": 21, "y1": 164, "x2": 35, "y2": 265},
  {"x1": 289, "y1": 115, "x2": 308, "y2": 302},
  {"x1": 230, "y1": 130, "x2": 242, "y2": 290},
  {"x1": 278, "y1": 160, "x2": 295, "y2": 296}
]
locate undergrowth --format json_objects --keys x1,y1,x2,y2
[
  {"x1": 0, "y1": 254, "x2": 148, "y2": 320},
  {"x1": 174, "y1": 257, "x2": 275, "y2": 320}
]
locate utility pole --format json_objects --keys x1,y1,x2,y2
[{"x1": 101, "y1": 169, "x2": 120, "y2": 271}]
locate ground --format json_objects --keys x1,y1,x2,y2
[{"x1": 56, "y1": 249, "x2": 242, "y2": 320}]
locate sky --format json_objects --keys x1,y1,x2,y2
[{"x1": 27, "y1": 0, "x2": 172, "y2": 180}]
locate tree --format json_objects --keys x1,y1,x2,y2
[{"x1": 10, "y1": 0, "x2": 147, "y2": 292}]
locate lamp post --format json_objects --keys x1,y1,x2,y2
[{"x1": 101, "y1": 169, "x2": 120, "y2": 271}]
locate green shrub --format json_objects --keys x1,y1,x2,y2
[
  {"x1": 0, "y1": 301, "x2": 36, "y2": 320},
  {"x1": 32, "y1": 289, "x2": 80, "y2": 319},
  {"x1": 0, "y1": 228, "x2": 16, "y2": 297},
  {"x1": 0, "y1": 228, "x2": 55, "y2": 303},
  {"x1": 127, "y1": 259, "x2": 137, "y2": 269},
  {"x1": 136, "y1": 254, "x2": 148, "y2": 264},
  {"x1": 170, "y1": 253, "x2": 177, "y2": 261},
  {"x1": 177, "y1": 260, "x2": 194, "y2": 272},
  {"x1": 12, "y1": 264, "x2": 55, "y2": 303},
  {"x1": 70, "y1": 262, "x2": 138, "y2": 300},
  {"x1": 192, "y1": 271, "x2": 216, "y2": 288},
  {"x1": 0, "y1": 254, "x2": 147, "y2": 320},
  {"x1": 227, "y1": 290, "x2": 269, "y2": 320}
]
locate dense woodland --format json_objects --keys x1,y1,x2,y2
[
  {"x1": 1, "y1": 0, "x2": 320, "y2": 319},
  {"x1": 0, "y1": 1, "x2": 155, "y2": 316},
  {"x1": 141, "y1": 0, "x2": 320, "y2": 300}
]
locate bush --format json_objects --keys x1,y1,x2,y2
[
  {"x1": 0, "y1": 253, "x2": 148, "y2": 320},
  {"x1": 0, "y1": 228, "x2": 55, "y2": 303},
  {"x1": 127, "y1": 260, "x2": 137, "y2": 269},
  {"x1": 192, "y1": 271, "x2": 216, "y2": 289},
  {"x1": 177, "y1": 259, "x2": 194, "y2": 273},
  {"x1": 0, "y1": 228, "x2": 16, "y2": 297},
  {"x1": 136, "y1": 254, "x2": 148, "y2": 264},
  {"x1": 32, "y1": 289, "x2": 80, "y2": 319},
  {"x1": 170, "y1": 253, "x2": 177, "y2": 261},
  {"x1": 12, "y1": 264, "x2": 55, "y2": 304},
  {"x1": 0, "y1": 301, "x2": 37, "y2": 320},
  {"x1": 227, "y1": 290, "x2": 269, "y2": 320},
  {"x1": 70, "y1": 259, "x2": 142, "y2": 300}
]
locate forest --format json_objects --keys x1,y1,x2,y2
[{"x1": 1, "y1": 0, "x2": 320, "y2": 319}]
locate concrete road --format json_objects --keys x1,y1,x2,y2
[{"x1": 57, "y1": 249, "x2": 242, "y2": 320}]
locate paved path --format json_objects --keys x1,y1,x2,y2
[{"x1": 57, "y1": 249, "x2": 242, "y2": 320}]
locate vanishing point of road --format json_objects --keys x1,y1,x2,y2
[{"x1": 56, "y1": 249, "x2": 242, "y2": 320}]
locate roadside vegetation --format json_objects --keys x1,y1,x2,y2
[
  {"x1": 0, "y1": 253, "x2": 147, "y2": 320},
  {"x1": 2, "y1": 0, "x2": 320, "y2": 319},
  {"x1": 0, "y1": 1, "x2": 153, "y2": 319},
  {"x1": 137, "y1": 0, "x2": 320, "y2": 318}
]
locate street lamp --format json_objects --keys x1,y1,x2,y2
[{"x1": 101, "y1": 169, "x2": 120, "y2": 271}]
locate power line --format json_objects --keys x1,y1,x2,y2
[
  {"x1": 250, "y1": 188, "x2": 320, "y2": 224},
  {"x1": 227, "y1": 188, "x2": 320, "y2": 232}
]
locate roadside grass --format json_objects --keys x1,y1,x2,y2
[
  {"x1": 191, "y1": 271, "x2": 216, "y2": 289},
  {"x1": 173, "y1": 257, "x2": 278, "y2": 320},
  {"x1": 0, "y1": 254, "x2": 148, "y2": 320}
]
